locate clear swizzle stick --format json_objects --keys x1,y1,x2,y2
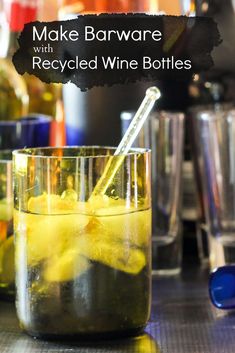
[{"x1": 90, "y1": 86, "x2": 161, "y2": 199}]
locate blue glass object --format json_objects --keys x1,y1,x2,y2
[
  {"x1": 66, "y1": 125, "x2": 86, "y2": 146},
  {"x1": 209, "y1": 266, "x2": 235, "y2": 309},
  {"x1": 0, "y1": 115, "x2": 52, "y2": 149}
]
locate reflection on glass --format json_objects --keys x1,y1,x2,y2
[{"x1": 8, "y1": 333, "x2": 161, "y2": 353}]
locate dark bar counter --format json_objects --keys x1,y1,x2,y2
[{"x1": 0, "y1": 265, "x2": 235, "y2": 353}]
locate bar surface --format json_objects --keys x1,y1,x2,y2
[{"x1": 0, "y1": 265, "x2": 234, "y2": 353}]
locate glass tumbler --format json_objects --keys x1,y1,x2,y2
[
  {"x1": 13, "y1": 146, "x2": 152, "y2": 338},
  {"x1": 0, "y1": 150, "x2": 14, "y2": 297},
  {"x1": 191, "y1": 109, "x2": 235, "y2": 269},
  {"x1": 151, "y1": 112, "x2": 184, "y2": 275},
  {"x1": 189, "y1": 104, "x2": 233, "y2": 267},
  {"x1": 121, "y1": 111, "x2": 184, "y2": 275}
]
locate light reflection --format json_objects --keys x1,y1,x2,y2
[{"x1": 8, "y1": 333, "x2": 161, "y2": 353}]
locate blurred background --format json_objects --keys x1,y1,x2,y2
[{"x1": 1, "y1": 0, "x2": 235, "y2": 273}]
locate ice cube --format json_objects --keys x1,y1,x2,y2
[
  {"x1": 98, "y1": 208, "x2": 152, "y2": 247},
  {"x1": 14, "y1": 210, "x2": 90, "y2": 266},
  {"x1": 77, "y1": 218, "x2": 146, "y2": 275},
  {"x1": 44, "y1": 251, "x2": 90, "y2": 282},
  {"x1": 78, "y1": 235, "x2": 146, "y2": 275},
  {"x1": 28, "y1": 193, "x2": 92, "y2": 215},
  {"x1": 88, "y1": 195, "x2": 125, "y2": 213}
]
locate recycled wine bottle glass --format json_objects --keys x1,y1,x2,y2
[{"x1": 13, "y1": 146, "x2": 152, "y2": 338}]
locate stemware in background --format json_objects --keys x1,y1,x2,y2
[
  {"x1": 121, "y1": 111, "x2": 184, "y2": 275},
  {"x1": 13, "y1": 146, "x2": 151, "y2": 337},
  {"x1": 190, "y1": 108, "x2": 235, "y2": 270}
]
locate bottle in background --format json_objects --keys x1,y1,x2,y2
[
  {"x1": 0, "y1": 57, "x2": 28, "y2": 120},
  {"x1": 38, "y1": 0, "x2": 59, "y2": 22},
  {"x1": 97, "y1": 0, "x2": 159, "y2": 13},
  {"x1": 0, "y1": 0, "x2": 28, "y2": 120},
  {"x1": 2, "y1": 0, "x2": 60, "y2": 118}
]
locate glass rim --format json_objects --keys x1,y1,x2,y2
[
  {"x1": 195, "y1": 109, "x2": 235, "y2": 121},
  {"x1": 121, "y1": 110, "x2": 185, "y2": 120},
  {"x1": 0, "y1": 115, "x2": 52, "y2": 126},
  {"x1": 159, "y1": 110, "x2": 185, "y2": 117},
  {"x1": 12, "y1": 146, "x2": 151, "y2": 159},
  {"x1": 149, "y1": 110, "x2": 185, "y2": 121},
  {"x1": 188, "y1": 102, "x2": 234, "y2": 114}
]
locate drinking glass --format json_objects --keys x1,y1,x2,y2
[
  {"x1": 151, "y1": 112, "x2": 184, "y2": 275},
  {"x1": 0, "y1": 150, "x2": 14, "y2": 297},
  {"x1": 120, "y1": 111, "x2": 152, "y2": 149},
  {"x1": 13, "y1": 146, "x2": 151, "y2": 338},
  {"x1": 121, "y1": 111, "x2": 184, "y2": 275},
  {"x1": 191, "y1": 109, "x2": 235, "y2": 269},
  {"x1": 188, "y1": 106, "x2": 209, "y2": 266},
  {"x1": 0, "y1": 115, "x2": 52, "y2": 149},
  {"x1": 189, "y1": 104, "x2": 233, "y2": 267},
  {"x1": 0, "y1": 115, "x2": 52, "y2": 299}
]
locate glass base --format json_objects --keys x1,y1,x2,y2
[
  {"x1": 152, "y1": 233, "x2": 182, "y2": 276},
  {"x1": 209, "y1": 233, "x2": 235, "y2": 270},
  {"x1": 22, "y1": 326, "x2": 146, "y2": 341},
  {"x1": 152, "y1": 267, "x2": 181, "y2": 276}
]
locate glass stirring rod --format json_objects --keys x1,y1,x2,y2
[{"x1": 90, "y1": 86, "x2": 161, "y2": 198}]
